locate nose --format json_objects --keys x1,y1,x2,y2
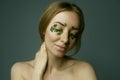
[{"x1": 60, "y1": 31, "x2": 69, "y2": 45}]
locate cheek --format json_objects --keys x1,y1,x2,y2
[
  {"x1": 44, "y1": 28, "x2": 60, "y2": 54},
  {"x1": 68, "y1": 40, "x2": 76, "y2": 50},
  {"x1": 45, "y1": 28, "x2": 59, "y2": 43}
]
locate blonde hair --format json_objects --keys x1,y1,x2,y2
[{"x1": 39, "y1": 1, "x2": 85, "y2": 55}]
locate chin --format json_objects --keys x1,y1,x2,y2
[{"x1": 51, "y1": 49, "x2": 67, "y2": 58}]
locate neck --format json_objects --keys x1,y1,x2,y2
[{"x1": 46, "y1": 52, "x2": 67, "y2": 73}]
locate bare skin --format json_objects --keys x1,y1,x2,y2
[
  {"x1": 11, "y1": 11, "x2": 97, "y2": 80},
  {"x1": 11, "y1": 44, "x2": 97, "y2": 80},
  {"x1": 11, "y1": 57, "x2": 97, "y2": 80}
]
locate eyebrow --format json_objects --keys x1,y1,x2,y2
[
  {"x1": 54, "y1": 22, "x2": 79, "y2": 30},
  {"x1": 54, "y1": 22, "x2": 66, "y2": 26},
  {"x1": 71, "y1": 26, "x2": 79, "y2": 31}
]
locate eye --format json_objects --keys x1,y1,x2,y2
[
  {"x1": 54, "y1": 24, "x2": 63, "y2": 35},
  {"x1": 54, "y1": 29, "x2": 63, "y2": 35},
  {"x1": 50, "y1": 24, "x2": 63, "y2": 35},
  {"x1": 69, "y1": 33, "x2": 79, "y2": 40}
]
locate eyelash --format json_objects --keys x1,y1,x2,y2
[
  {"x1": 50, "y1": 24, "x2": 78, "y2": 40},
  {"x1": 50, "y1": 26, "x2": 63, "y2": 35},
  {"x1": 50, "y1": 24, "x2": 63, "y2": 35}
]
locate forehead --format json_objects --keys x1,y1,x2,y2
[{"x1": 50, "y1": 11, "x2": 80, "y2": 28}]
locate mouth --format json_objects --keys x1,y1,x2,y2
[{"x1": 55, "y1": 44, "x2": 67, "y2": 52}]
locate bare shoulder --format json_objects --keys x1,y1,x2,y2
[
  {"x1": 71, "y1": 59, "x2": 97, "y2": 80},
  {"x1": 11, "y1": 60, "x2": 34, "y2": 72},
  {"x1": 73, "y1": 59, "x2": 95, "y2": 70},
  {"x1": 11, "y1": 60, "x2": 34, "y2": 80}
]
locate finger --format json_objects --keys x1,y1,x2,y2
[
  {"x1": 36, "y1": 42, "x2": 45, "y2": 56},
  {"x1": 35, "y1": 42, "x2": 48, "y2": 61}
]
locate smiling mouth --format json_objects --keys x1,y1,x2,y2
[{"x1": 55, "y1": 44, "x2": 67, "y2": 52}]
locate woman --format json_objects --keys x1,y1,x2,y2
[{"x1": 11, "y1": 1, "x2": 97, "y2": 80}]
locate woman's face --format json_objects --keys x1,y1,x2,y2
[{"x1": 44, "y1": 11, "x2": 80, "y2": 57}]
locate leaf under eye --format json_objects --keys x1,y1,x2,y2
[
  {"x1": 54, "y1": 29, "x2": 58, "y2": 32},
  {"x1": 53, "y1": 24, "x2": 57, "y2": 27},
  {"x1": 54, "y1": 29, "x2": 60, "y2": 32},
  {"x1": 69, "y1": 33, "x2": 78, "y2": 40},
  {"x1": 57, "y1": 30, "x2": 63, "y2": 35},
  {"x1": 70, "y1": 34, "x2": 74, "y2": 39},
  {"x1": 50, "y1": 27, "x2": 54, "y2": 32}
]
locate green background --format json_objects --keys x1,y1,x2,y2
[{"x1": 0, "y1": 0, "x2": 120, "y2": 80}]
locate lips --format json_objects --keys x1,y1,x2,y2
[{"x1": 55, "y1": 44, "x2": 67, "y2": 52}]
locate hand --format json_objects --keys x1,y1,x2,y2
[{"x1": 32, "y1": 42, "x2": 48, "y2": 80}]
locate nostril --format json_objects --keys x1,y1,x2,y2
[
  {"x1": 65, "y1": 41, "x2": 69, "y2": 46},
  {"x1": 61, "y1": 36, "x2": 69, "y2": 45},
  {"x1": 60, "y1": 30, "x2": 69, "y2": 44}
]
